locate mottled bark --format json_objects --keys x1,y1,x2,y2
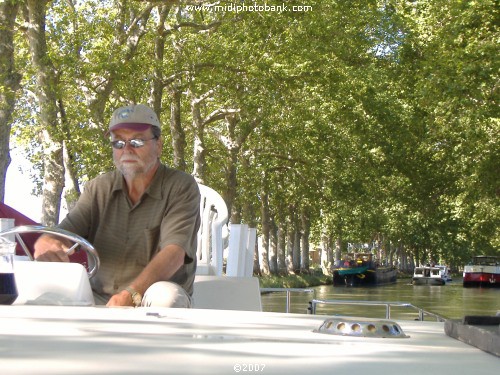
[
  {"x1": 287, "y1": 206, "x2": 300, "y2": 273},
  {"x1": 224, "y1": 116, "x2": 239, "y2": 221},
  {"x1": 206, "y1": 112, "x2": 260, "y2": 220},
  {"x1": 0, "y1": 1, "x2": 21, "y2": 201},
  {"x1": 276, "y1": 225, "x2": 287, "y2": 274},
  {"x1": 335, "y1": 237, "x2": 342, "y2": 264},
  {"x1": 286, "y1": 214, "x2": 295, "y2": 274},
  {"x1": 25, "y1": 0, "x2": 63, "y2": 225},
  {"x1": 300, "y1": 209, "x2": 310, "y2": 273},
  {"x1": 152, "y1": 6, "x2": 185, "y2": 169},
  {"x1": 268, "y1": 219, "x2": 278, "y2": 274},
  {"x1": 252, "y1": 235, "x2": 261, "y2": 276},
  {"x1": 60, "y1": 100, "x2": 80, "y2": 213},
  {"x1": 169, "y1": 85, "x2": 186, "y2": 170},
  {"x1": 191, "y1": 95, "x2": 206, "y2": 183},
  {"x1": 320, "y1": 230, "x2": 334, "y2": 275},
  {"x1": 293, "y1": 227, "x2": 301, "y2": 273},
  {"x1": 259, "y1": 183, "x2": 270, "y2": 275}
]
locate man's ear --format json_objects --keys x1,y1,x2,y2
[{"x1": 157, "y1": 136, "x2": 164, "y2": 155}]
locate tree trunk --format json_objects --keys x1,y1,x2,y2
[
  {"x1": 293, "y1": 227, "x2": 301, "y2": 273},
  {"x1": 224, "y1": 115, "x2": 239, "y2": 220},
  {"x1": 286, "y1": 215, "x2": 295, "y2": 274},
  {"x1": 300, "y1": 208, "x2": 310, "y2": 273},
  {"x1": 83, "y1": 4, "x2": 153, "y2": 145},
  {"x1": 288, "y1": 206, "x2": 300, "y2": 273},
  {"x1": 211, "y1": 114, "x2": 259, "y2": 221},
  {"x1": 252, "y1": 236, "x2": 261, "y2": 276},
  {"x1": 189, "y1": 89, "x2": 228, "y2": 183},
  {"x1": 320, "y1": 219, "x2": 334, "y2": 274},
  {"x1": 153, "y1": 5, "x2": 186, "y2": 171},
  {"x1": 59, "y1": 100, "x2": 80, "y2": 213},
  {"x1": 335, "y1": 237, "x2": 342, "y2": 264},
  {"x1": 320, "y1": 234, "x2": 333, "y2": 275},
  {"x1": 0, "y1": 1, "x2": 21, "y2": 201},
  {"x1": 62, "y1": 140, "x2": 79, "y2": 213},
  {"x1": 151, "y1": 4, "x2": 171, "y2": 126},
  {"x1": 169, "y1": 84, "x2": 186, "y2": 170},
  {"x1": 268, "y1": 218, "x2": 278, "y2": 274},
  {"x1": 26, "y1": 0, "x2": 64, "y2": 226},
  {"x1": 191, "y1": 100, "x2": 205, "y2": 183},
  {"x1": 259, "y1": 183, "x2": 270, "y2": 275},
  {"x1": 277, "y1": 225, "x2": 287, "y2": 274}
]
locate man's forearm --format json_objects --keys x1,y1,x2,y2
[
  {"x1": 106, "y1": 244, "x2": 186, "y2": 307},
  {"x1": 128, "y1": 244, "x2": 186, "y2": 295}
]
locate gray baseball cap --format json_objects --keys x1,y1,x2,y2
[{"x1": 109, "y1": 104, "x2": 160, "y2": 131}]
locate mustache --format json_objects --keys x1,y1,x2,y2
[{"x1": 118, "y1": 155, "x2": 140, "y2": 163}]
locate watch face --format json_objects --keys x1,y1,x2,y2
[
  {"x1": 133, "y1": 294, "x2": 142, "y2": 306},
  {"x1": 126, "y1": 287, "x2": 142, "y2": 307}
]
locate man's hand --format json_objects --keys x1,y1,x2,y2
[
  {"x1": 33, "y1": 234, "x2": 71, "y2": 262},
  {"x1": 106, "y1": 290, "x2": 135, "y2": 307},
  {"x1": 106, "y1": 244, "x2": 185, "y2": 308}
]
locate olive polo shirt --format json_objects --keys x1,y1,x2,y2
[{"x1": 58, "y1": 164, "x2": 200, "y2": 299}]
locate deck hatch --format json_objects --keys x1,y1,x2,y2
[{"x1": 315, "y1": 317, "x2": 409, "y2": 338}]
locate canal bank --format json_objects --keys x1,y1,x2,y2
[
  {"x1": 258, "y1": 273, "x2": 332, "y2": 289},
  {"x1": 258, "y1": 270, "x2": 418, "y2": 289}
]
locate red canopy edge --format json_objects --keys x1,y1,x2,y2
[
  {"x1": 0, "y1": 202, "x2": 87, "y2": 266},
  {"x1": 0, "y1": 202, "x2": 40, "y2": 256}
]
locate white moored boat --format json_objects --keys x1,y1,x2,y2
[
  {"x1": 463, "y1": 255, "x2": 500, "y2": 288},
  {"x1": 412, "y1": 265, "x2": 449, "y2": 286}
]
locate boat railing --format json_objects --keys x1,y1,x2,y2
[
  {"x1": 260, "y1": 288, "x2": 316, "y2": 313},
  {"x1": 260, "y1": 289, "x2": 446, "y2": 321},
  {"x1": 308, "y1": 299, "x2": 446, "y2": 322}
]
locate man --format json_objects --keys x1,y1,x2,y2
[{"x1": 34, "y1": 104, "x2": 200, "y2": 308}]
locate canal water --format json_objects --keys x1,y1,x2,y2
[{"x1": 261, "y1": 279, "x2": 500, "y2": 320}]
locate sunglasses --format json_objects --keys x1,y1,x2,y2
[{"x1": 111, "y1": 137, "x2": 157, "y2": 149}]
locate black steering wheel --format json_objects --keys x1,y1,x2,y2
[{"x1": 0, "y1": 225, "x2": 100, "y2": 279}]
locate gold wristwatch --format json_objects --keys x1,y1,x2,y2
[{"x1": 125, "y1": 286, "x2": 142, "y2": 307}]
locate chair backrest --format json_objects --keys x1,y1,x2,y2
[
  {"x1": 192, "y1": 275, "x2": 262, "y2": 311},
  {"x1": 196, "y1": 184, "x2": 229, "y2": 276}
]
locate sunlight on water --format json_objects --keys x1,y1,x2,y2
[{"x1": 261, "y1": 279, "x2": 500, "y2": 320}]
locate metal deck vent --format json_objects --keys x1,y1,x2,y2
[{"x1": 315, "y1": 317, "x2": 409, "y2": 338}]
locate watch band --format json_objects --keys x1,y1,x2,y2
[{"x1": 125, "y1": 286, "x2": 142, "y2": 307}]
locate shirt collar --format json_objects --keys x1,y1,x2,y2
[{"x1": 111, "y1": 164, "x2": 165, "y2": 201}]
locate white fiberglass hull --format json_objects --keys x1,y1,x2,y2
[{"x1": 1, "y1": 305, "x2": 498, "y2": 374}]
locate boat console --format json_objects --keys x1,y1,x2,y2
[{"x1": 12, "y1": 260, "x2": 94, "y2": 306}]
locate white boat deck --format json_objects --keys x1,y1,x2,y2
[
  {"x1": 1, "y1": 305, "x2": 498, "y2": 374},
  {"x1": 2, "y1": 213, "x2": 498, "y2": 373}
]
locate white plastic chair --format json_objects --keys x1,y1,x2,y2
[
  {"x1": 194, "y1": 184, "x2": 262, "y2": 311},
  {"x1": 196, "y1": 184, "x2": 228, "y2": 276}
]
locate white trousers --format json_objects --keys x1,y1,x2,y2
[
  {"x1": 93, "y1": 281, "x2": 192, "y2": 308},
  {"x1": 142, "y1": 281, "x2": 192, "y2": 308}
]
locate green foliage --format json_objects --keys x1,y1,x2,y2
[{"x1": 6, "y1": 0, "x2": 498, "y2": 265}]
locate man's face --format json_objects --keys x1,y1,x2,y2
[{"x1": 110, "y1": 127, "x2": 162, "y2": 179}]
